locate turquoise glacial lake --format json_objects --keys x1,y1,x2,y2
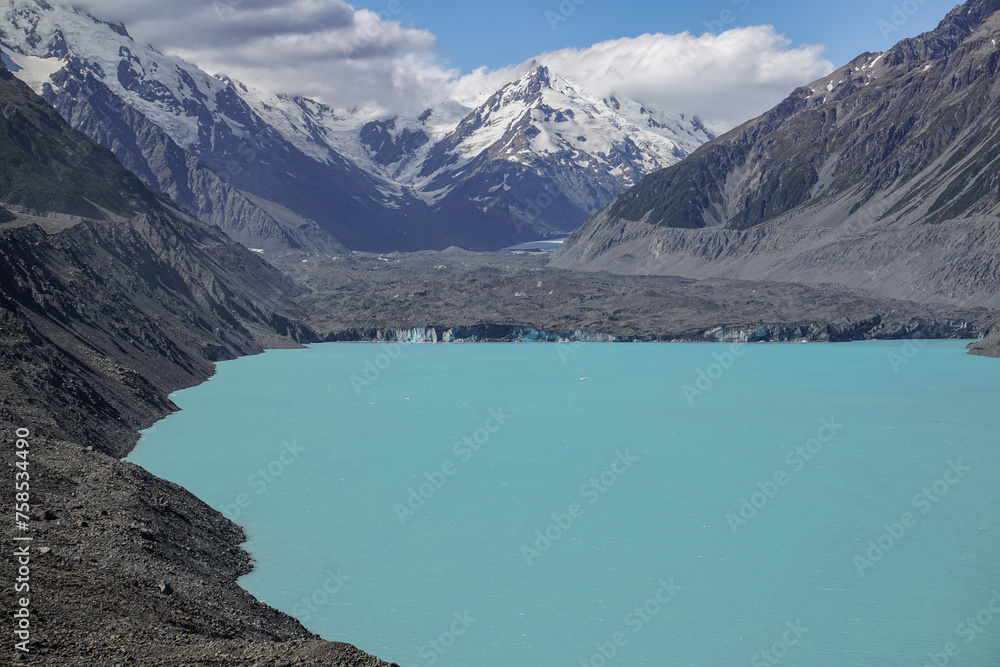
[{"x1": 130, "y1": 341, "x2": 1000, "y2": 666}]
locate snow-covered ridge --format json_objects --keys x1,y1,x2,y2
[
  {"x1": 406, "y1": 66, "x2": 713, "y2": 204},
  {"x1": 0, "y1": 0, "x2": 715, "y2": 250},
  {"x1": 0, "y1": 0, "x2": 254, "y2": 150},
  {"x1": 0, "y1": 0, "x2": 711, "y2": 188}
]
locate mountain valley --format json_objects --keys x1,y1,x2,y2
[{"x1": 0, "y1": 0, "x2": 999, "y2": 664}]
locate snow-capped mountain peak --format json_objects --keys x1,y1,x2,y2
[
  {"x1": 412, "y1": 64, "x2": 713, "y2": 207},
  {"x1": 0, "y1": 1, "x2": 715, "y2": 251}
]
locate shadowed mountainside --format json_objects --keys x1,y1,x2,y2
[
  {"x1": 0, "y1": 59, "x2": 392, "y2": 665},
  {"x1": 553, "y1": 0, "x2": 1000, "y2": 310}
]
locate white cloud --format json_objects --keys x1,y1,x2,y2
[
  {"x1": 73, "y1": 1, "x2": 833, "y2": 130},
  {"x1": 452, "y1": 29, "x2": 834, "y2": 132},
  {"x1": 74, "y1": 0, "x2": 454, "y2": 114}
]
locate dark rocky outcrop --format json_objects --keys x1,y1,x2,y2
[
  {"x1": 0, "y1": 66, "x2": 161, "y2": 218},
  {"x1": 359, "y1": 116, "x2": 429, "y2": 166}
]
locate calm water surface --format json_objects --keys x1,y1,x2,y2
[{"x1": 130, "y1": 341, "x2": 1000, "y2": 666}]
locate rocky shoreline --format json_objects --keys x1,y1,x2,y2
[{"x1": 0, "y1": 212, "x2": 391, "y2": 665}]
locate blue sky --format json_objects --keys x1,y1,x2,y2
[{"x1": 348, "y1": 0, "x2": 957, "y2": 72}]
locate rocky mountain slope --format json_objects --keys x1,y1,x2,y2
[
  {"x1": 0, "y1": 60, "x2": 390, "y2": 664},
  {"x1": 553, "y1": 0, "x2": 1000, "y2": 309},
  {"x1": 43, "y1": 65, "x2": 348, "y2": 254},
  {"x1": 0, "y1": 0, "x2": 712, "y2": 251},
  {"x1": 407, "y1": 66, "x2": 712, "y2": 249}
]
